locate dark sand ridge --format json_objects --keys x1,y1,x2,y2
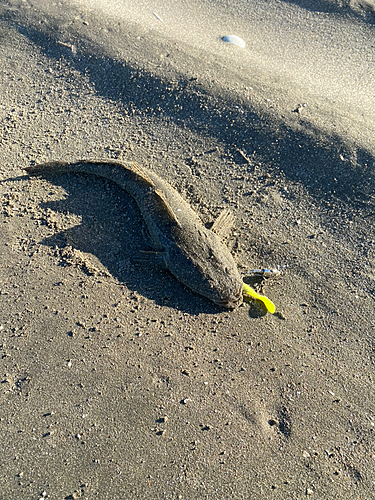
[{"x1": 0, "y1": 0, "x2": 375, "y2": 499}]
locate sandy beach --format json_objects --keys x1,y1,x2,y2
[{"x1": 1, "y1": 0, "x2": 375, "y2": 498}]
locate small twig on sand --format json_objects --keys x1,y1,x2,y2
[{"x1": 235, "y1": 148, "x2": 252, "y2": 164}]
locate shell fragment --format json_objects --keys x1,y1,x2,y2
[{"x1": 222, "y1": 35, "x2": 246, "y2": 48}]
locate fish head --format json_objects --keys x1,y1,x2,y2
[{"x1": 166, "y1": 228, "x2": 243, "y2": 308}]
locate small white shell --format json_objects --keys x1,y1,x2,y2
[{"x1": 222, "y1": 35, "x2": 246, "y2": 48}]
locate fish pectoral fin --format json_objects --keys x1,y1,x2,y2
[
  {"x1": 140, "y1": 221, "x2": 164, "y2": 251},
  {"x1": 133, "y1": 250, "x2": 167, "y2": 268},
  {"x1": 153, "y1": 189, "x2": 182, "y2": 227},
  {"x1": 210, "y1": 208, "x2": 234, "y2": 238}
]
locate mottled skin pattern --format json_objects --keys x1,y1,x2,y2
[{"x1": 25, "y1": 160, "x2": 243, "y2": 308}]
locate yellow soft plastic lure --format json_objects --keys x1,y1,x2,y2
[{"x1": 243, "y1": 282, "x2": 276, "y2": 314}]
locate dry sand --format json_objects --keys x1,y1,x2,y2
[{"x1": 1, "y1": 0, "x2": 375, "y2": 498}]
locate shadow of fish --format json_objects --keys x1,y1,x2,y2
[{"x1": 25, "y1": 159, "x2": 243, "y2": 308}]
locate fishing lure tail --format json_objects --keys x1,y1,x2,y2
[{"x1": 243, "y1": 283, "x2": 276, "y2": 314}]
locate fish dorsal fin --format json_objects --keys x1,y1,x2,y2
[
  {"x1": 129, "y1": 161, "x2": 155, "y2": 188},
  {"x1": 154, "y1": 189, "x2": 181, "y2": 227},
  {"x1": 211, "y1": 208, "x2": 234, "y2": 238}
]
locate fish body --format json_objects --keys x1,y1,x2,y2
[{"x1": 25, "y1": 159, "x2": 243, "y2": 308}]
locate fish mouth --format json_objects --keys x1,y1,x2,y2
[{"x1": 215, "y1": 284, "x2": 243, "y2": 309}]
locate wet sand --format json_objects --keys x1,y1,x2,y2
[{"x1": 0, "y1": 0, "x2": 375, "y2": 498}]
